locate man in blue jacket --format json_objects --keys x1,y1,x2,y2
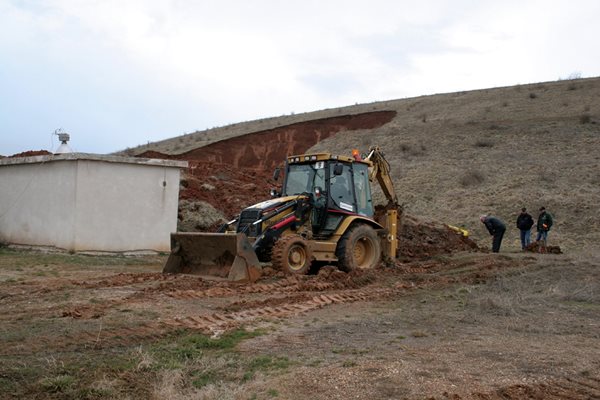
[{"x1": 480, "y1": 214, "x2": 506, "y2": 253}]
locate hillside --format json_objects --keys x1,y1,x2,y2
[{"x1": 129, "y1": 77, "x2": 600, "y2": 251}]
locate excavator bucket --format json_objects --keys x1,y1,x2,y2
[{"x1": 163, "y1": 233, "x2": 262, "y2": 282}]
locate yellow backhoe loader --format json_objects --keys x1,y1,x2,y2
[{"x1": 163, "y1": 146, "x2": 400, "y2": 282}]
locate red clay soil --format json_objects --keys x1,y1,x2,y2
[
  {"x1": 180, "y1": 160, "x2": 276, "y2": 218},
  {"x1": 9, "y1": 150, "x2": 52, "y2": 158},
  {"x1": 138, "y1": 111, "x2": 396, "y2": 170},
  {"x1": 177, "y1": 111, "x2": 396, "y2": 170}
]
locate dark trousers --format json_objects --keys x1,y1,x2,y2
[{"x1": 492, "y1": 228, "x2": 505, "y2": 253}]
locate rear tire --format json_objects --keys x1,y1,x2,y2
[
  {"x1": 336, "y1": 224, "x2": 381, "y2": 272},
  {"x1": 271, "y1": 235, "x2": 313, "y2": 275}
]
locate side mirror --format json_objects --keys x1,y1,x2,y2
[
  {"x1": 333, "y1": 164, "x2": 343, "y2": 176},
  {"x1": 273, "y1": 167, "x2": 281, "y2": 181}
]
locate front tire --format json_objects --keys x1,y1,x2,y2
[
  {"x1": 336, "y1": 224, "x2": 381, "y2": 272},
  {"x1": 271, "y1": 235, "x2": 313, "y2": 275}
]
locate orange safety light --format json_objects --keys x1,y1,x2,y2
[{"x1": 352, "y1": 149, "x2": 361, "y2": 161}]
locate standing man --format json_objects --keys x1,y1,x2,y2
[
  {"x1": 536, "y1": 207, "x2": 554, "y2": 247},
  {"x1": 516, "y1": 207, "x2": 534, "y2": 250},
  {"x1": 480, "y1": 215, "x2": 506, "y2": 253}
]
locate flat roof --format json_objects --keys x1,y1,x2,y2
[{"x1": 0, "y1": 153, "x2": 188, "y2": 168}]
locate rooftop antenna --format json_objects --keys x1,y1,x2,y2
[{"x1": 54, "y1": 128, "x2": 73, "y2": 154}]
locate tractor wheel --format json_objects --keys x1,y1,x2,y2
[
  {"x1": 336, "y1": 224, "x2": 381, "y2": 272},
  {"x1": 271, "y1": 235, "x2": 313, "y2": 275}
]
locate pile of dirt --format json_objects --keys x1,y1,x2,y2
[
  {"x1": 181, "y1": 160, "x2": 275, "y2": 218},
  {"x1": 524, "y1": 241, "x2": 563, "y2": 254},
  {"x1": 398, "y1": 214, "x2": 479, "y2": 259},
  {"x1": 9, "y1": 150, "x2": 52, "y2": 158}
]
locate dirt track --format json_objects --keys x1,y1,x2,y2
[{"x1": 1, "y1": 249, "x2": 598, "y2": 399}]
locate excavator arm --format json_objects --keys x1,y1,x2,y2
[
  {"x1": 364, "y1": 146, "x2": 400, "y2": 262},
  {"x1": 364, "y1": 146, "x2": 398, "y2": 208}
]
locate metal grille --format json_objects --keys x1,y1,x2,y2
[{"x1": 236, "y1": 209, "x2": 262, "y2": 236}]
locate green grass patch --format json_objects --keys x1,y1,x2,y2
[
  {"x1": 242, "y1": 355, "x2": 291, "y2": 381},
  {"x1": 150, "y1": 329, "x2": 266, "y2": 369},
  {"x1": 39, "y1": 374, "x2": 76, "y2": 393},
  {"x1": 0, "y1": 377, "x2": 17, "y2": 393},
  {"x1": 192, "y1": 370, "x2": 218, "y2": 388}
]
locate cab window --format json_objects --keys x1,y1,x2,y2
[
  {"x1": 329, "y1": 163, "x2": 355, "y2": 213},
  {"x1": 352, "y1": 163, "x2": 373, "y2": 217},
  {"x1": 284, "y1": 163, "x2": 325, "y2": 195}
]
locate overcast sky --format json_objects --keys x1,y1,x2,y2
[{"x1": 1, "y1": 0, "x2": 599, "y2": 155}]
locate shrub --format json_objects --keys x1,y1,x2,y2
[
  {"x1": 529, "y1": 92, "x2": 537, "y2": 99},
  {"x1": 580, "y1": 114, "x2": 592, "y2": 124},
  {"x1": 39, "y1": 375, "x2": 75, "y2": 393},
  {"x1": 474, "y1": 139, "x2": 494, "y2": 148},
  {"x1": 460, "y1": 170, "x2": 485, "y2": 187}
]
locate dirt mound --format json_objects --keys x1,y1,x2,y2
[
  {"x1": 524, "y1": 241, "x2": 563, "y2": 254},
  {"x1": 398, "y1": 214, "x2": 479, "y2": 259},
  {"x1": 181, "y1": 160, "x2": 274, "y2": 218},
  {"x1": 9, "y1": 149, "x2": 52, "y2": 158}
]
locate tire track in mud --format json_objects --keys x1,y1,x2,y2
[
  {"x1": 166, "y1": 290, "x2": 383, "y2": 334},
  {"x1": 165, "y1": 279, "x2": 339, "y2": 300},
  {"x1": 49, "y1": 256, "x2": 531, "y2": 348},
  {"x1": 153, "y1": 256, "x2": 528, "y2": 334},
  {"x1": 463, "y1": 374, "x2": 600, "y2": 399}
]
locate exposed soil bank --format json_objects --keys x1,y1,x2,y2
[{"x1": 139, "y1": 111, "x2": 396, "y2": 170}]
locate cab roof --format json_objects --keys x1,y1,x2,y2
[{"x1": 287, "y1": 152, "x2": 372, "y2": 166}]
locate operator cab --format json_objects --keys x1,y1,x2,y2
[{"x1": 281, "y1": 153, "x2": 374, "y2": 236}]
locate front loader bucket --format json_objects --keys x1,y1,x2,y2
[{"x1": 163, "y1": 233, "x2": 262, "y2": 282}]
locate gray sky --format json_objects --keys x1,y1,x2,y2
[{"x1": 1, "y1": 0, "x2": 599, "y2": 155}]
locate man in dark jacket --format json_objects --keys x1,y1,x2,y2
[
  {"x1": 480, "y1": 215, "x2": 506, "y2": 253},
  {"x1": 516, "y1": 207, "x2": 534, "y2": 250},
  {"x1": 536, "y1": 207, "x2": 554, "y2": 246}
]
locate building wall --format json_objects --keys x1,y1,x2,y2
[{"x1": 0, "y1": 156, "x2": 184, "y2": 252}]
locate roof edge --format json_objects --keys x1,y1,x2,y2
[{"x1": 0, "y1": 153, "x2": 188, "y2": 168}]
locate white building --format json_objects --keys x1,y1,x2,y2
[{"x1": 0, "y1": 153, "x2": 187, "y2": 252}]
